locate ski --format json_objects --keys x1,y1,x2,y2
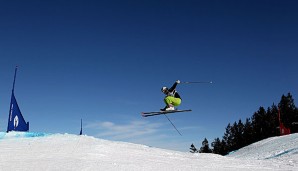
[{"x1": 141, "y1": 109, "x2": 192, "y2": 117}]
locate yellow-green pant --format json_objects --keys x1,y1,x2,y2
[{"x1": 164, "y1": 96, "x2": 181, "y2": 107}]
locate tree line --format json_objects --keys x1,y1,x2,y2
[{"x1": 190, "y1": 93, "x2": 298, "y2": 155}]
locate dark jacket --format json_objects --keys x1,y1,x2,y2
[{"x1": 167, "y1": 82, "x2": 181, "y2": 99}]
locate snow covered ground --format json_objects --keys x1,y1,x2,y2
[{"x1": 0, "y1": 132, "x2": 297, "y2": 171}]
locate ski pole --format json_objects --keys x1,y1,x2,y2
[
  {"x1": 181, "y1": 81, "x2": 213, "y2": 84},
  {"x1": 163, "y1": 114, "x2": 182, "y2": 136}
]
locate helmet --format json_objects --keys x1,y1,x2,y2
[{"x1": 161, "y1": 87, "x2": 168, "y2": 93}]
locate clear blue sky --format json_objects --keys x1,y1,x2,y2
[{"x1": 0, "y1": 0, "x2": 297, "y2": 151}]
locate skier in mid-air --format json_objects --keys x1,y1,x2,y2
[{"x1": 160, "y1": 80, "x2": 181, "y2": 111}]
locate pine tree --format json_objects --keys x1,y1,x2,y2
[
  {"x1": 294, "y1": 108, "x2": 298, "y2": 132},
  {"x1": 243, "y1": 118, "x2": 254, "y2": 146},
  {"x1": 199, "y1": 138, "x2": 212, "y2": 153},
  {"x1": 190, "y1": 143, "x2": 198, "y2": 153},
  {"x1": 266, "y1": 104, "x2": 279, "y2": 137},
  {"x1": 235, "y1": 120, "x2": 244, "y2": 150},
  {"x1": 211, "y1": 137, "x2": 227, "y2": 155},
  {"x1": 251, "y1": 107, "x2": 267, "y2": 141},
  {"x1": 279, "y1": 93, "x2": 298, "y2": 132},
  {"x1": 229, "y1": 121, "x2": 238, "y2": 151},
  {"x1": 222, "y1": 123, "x2": 232, "y2": 152}
]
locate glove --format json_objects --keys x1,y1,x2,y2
[{"x1": 176, "y1": 80, "x2": 181, "y2": 84}]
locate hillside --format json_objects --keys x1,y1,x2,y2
[
  {"x1": 228, "y1": 133, "x2": 298, "y2": 165},
  {"x1": 0, "y1": 132, "x2": 297, "y2": 171}
]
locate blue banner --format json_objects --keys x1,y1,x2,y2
[{"x1": 7, "y1": 92, "x2": 29, "y2": 132}]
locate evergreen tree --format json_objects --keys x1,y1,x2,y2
[
  {"x1": 279, "y1": 93, "x2": 298, "y2": 132},
  {"x1": 226, "y1": 120, "x2": 245, "y2": 151},
  {"x1": 229, "y1": 121, "x2": 238, "y2": 151},
  {"x1": 266, "y1": 104, "x2": 279, "y2": 136},
  {"x1": 251, "y1": 107, "x2": 267, "y2": 141},
  {"x1": 235, "y1": 120, "x2": 244, "y2": 150},
  {"x1": 220, "y1": 139, "x2": 229, "y2": 155},
  {"x1": 243, "y1": 118, "x2": 254, "y2": 146},
  {"x1": 257, "y1": 107, "x2": 274, "y2": 139},
  {"x1": 222, "y1": 123, "x2": 232, "y2": 152},
  {"x1": 294, "y1": 108, "x2": 298, "y2": 132},
  {"x1": 199, "y1": 138, "x2": 212, "y2": 153},
  {"x1": 190, "y1": 143, "x2": 198, "y2": 153},
  {"x1": 211, "y1": 137, "x2": 227, "y2": 155}
]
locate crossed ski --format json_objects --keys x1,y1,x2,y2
[{"x1": 141, "y1": 109, "x2": 192, "y2": 117}]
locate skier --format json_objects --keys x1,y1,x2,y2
[{"x1": 160, "y1": 80, "x2": 181, "y2": 111}]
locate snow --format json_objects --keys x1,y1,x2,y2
[
  {"x1": 228, "y1": 133, "x2": 298, "y2": 168},
  {"x1": 0, "y1": 132, "x2": 297, "y2": 171}
]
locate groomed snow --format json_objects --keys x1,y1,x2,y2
[{"x1": 0, "y1": 132, "x2": 297, "y2": 171}]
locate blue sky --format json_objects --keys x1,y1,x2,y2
[{"x1": 0, "y1": 0, "x2": 297, "y2": 151}]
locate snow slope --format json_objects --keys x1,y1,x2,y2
[
  {"x1": 228, "y1": 133, "x2": 298, "y2": 167},
  {"x1": 0, "y1": 132, "x2": 297, "y2": 171}
]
